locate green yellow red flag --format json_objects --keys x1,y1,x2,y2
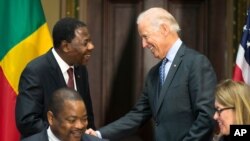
[{"x1": 0, "y1": 0, "x2": 52, "y2": 140}]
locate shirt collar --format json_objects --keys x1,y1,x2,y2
[
  {"x1": 52, "y1": 48, "x2": 73, "y2": 73},
  {"x1": 47, "y1": 126, "x2": 60, "y2": 141},
  {"x1": 165, "y1": 38, "x2": 182, "y2": 62}
]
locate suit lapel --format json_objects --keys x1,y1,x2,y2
[
  {"x1": 46, "y1": 50, "x2": 66, "y2": 87},
  {"x1": 153, "y1": 67, "x2": 161, "y2": 115},
  {"x1": 42, "y1": 129, "x2": 49, "y2": 141},
  {"x1": 155, "y1": 45, "x2": 185, "y2": 114},
  {"x1": 74, "y1": 65, "x2": 83, "y2": 93}
]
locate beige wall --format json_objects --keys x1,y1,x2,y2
[
  {"x1": 41, "y1": 0, "x2": 87, "y2": 34},
  {"x1": 41, "y1": 0, "x2": 60, "y2": 33}
]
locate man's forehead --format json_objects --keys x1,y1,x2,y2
[
  {"x1": 138, "y1": 22, "x2": 151, "y2": 33},
  {"x1": 75, "y1": 27, "x2": 89, "y2": 36}
]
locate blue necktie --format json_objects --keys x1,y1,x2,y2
[{"x1": 159, "y1": 58, "x2": 168, "y2": 86}]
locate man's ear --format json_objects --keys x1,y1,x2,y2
[
  {"x1": 61, "y1": 40, "x2": 70, "y2": 52},
  {"x1": 47, "y1": 111, "x2": 54, "y2": 126},
  {"x1": 160, "y1": 23, "x2": 170, "y2": 36}
]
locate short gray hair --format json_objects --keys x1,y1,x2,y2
[{"x1": 137, "y1": 7, "x2": 180, "y2": 32}]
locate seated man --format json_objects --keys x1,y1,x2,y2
[{"x1": 21, "y1": 88, "x2": 107, "y2": 141}]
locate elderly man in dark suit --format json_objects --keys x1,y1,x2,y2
[
  {"x1": 86, "y1": 7, "x2": 217, "y2": 141},
  {"x1": 21, "y1": 88, "x2": 107, "y2": 141},
  {"x1": 16, "y1": 17, "x2": 95, "y2": 138}
]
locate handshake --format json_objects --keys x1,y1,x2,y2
[{"x1": 85, "y1": 128, "x2": 99, "y2": 137}]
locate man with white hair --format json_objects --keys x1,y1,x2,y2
[{"x1": 86, "y1": 7, "x2": 217, "y2": 141}]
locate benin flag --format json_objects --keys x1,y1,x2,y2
[{"x1": 0, "y1": 0, "x2": 52, "y2": 140}]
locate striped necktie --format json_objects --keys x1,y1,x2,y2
[{"x1": 159, "y1": 58, "x2": 168, "y2": 86}]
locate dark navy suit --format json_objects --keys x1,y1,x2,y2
[
  {"x1": 16, "y1": 49, "x2": 95, "y2": 138},
  {"x1": 21, "y1": 129, "x2": 107, "y2": 141},
  {"x1": 99, "y1": 44, "x2": 217, "y2": 141}
]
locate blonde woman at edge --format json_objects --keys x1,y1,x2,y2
[{"x1": 213, "y1": 79, "x2": 250, "y2": 141}]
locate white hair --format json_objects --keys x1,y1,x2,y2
[{"x1": 137, "y1": 7, "x2": 180, "y2": 32}]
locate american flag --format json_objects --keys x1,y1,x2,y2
[{"x1": 233, "y1": 8, "x2": 250, "y2": 85}]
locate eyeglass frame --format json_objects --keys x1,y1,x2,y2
[{"x1": 215, "y1": 107, "x2": 235, "y2": 116}]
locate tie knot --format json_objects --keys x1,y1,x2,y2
[
  {"x1": 67, "y1": 67, "x2": 74, "y2": 75},
  {"x1": 162, "y1": 58, "x2": 168, "y2": 65}
]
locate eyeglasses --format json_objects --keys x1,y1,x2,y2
[{"x1": 215, "y1": 107, "x2": 235, "y2": 116}]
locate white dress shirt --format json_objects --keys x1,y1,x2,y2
[
  {"x1": 47, "y1": 127, "x2": 60, "y2": 141},
  {"x1": 52, "y1": 48, "x2": 77, "y2": 90},
  {"x1": 163, "y1": 38, "x2": 182, "y2": 79}
]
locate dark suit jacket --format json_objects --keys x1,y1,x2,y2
[
  {"x1": 99, "y1": 44, "x2": 217, "y2": 141},
  {"x1": 218, "y1": 136, "x2": 230, "y2": 141},
  {"x1": 21, "y1": 129, "x2": 108, "y2": 141},
  {"x1": 15, "y1": 49, "x2": 95, "y2": 138}
]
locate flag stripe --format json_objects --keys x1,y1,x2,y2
[
  {"x1": 235, "y1": 45, "x2": 250, "y2": 84},
  {"x1": 0, "y1": 0, "x2": 52, "y2": 140},
  {"x1": 0, "y1": 0, "x2": 46, "y2": 60},
  {"x1": 233, "y1": 65, "x2": 243, "y2": 82},
  {"x1": 1, "y1": 23, "x2": 52, "y2": 93},
  {"x1": 0, "y1": 68, "x2": 19, "y2": 141}
]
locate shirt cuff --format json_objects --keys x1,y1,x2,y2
[{"x1": 96, "y1": 130, "x2": 102, "y2": 139}]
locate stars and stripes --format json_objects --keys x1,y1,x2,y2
[{"x1": 233, "y1": 8, "x2": 250, "y2": 85}]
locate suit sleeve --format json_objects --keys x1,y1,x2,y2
[
  {"x1": 99, "y1": 80, "x2": 152, "y2": 140},
  {"x1": 15, "y1": 66, "x2": 46, "y2": 137},
  {"x1": 183, "y1": 55, "x2": 217, "y2": 141}
]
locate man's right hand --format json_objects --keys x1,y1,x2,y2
[{"x1": 85, "y1": 128, "x2": 98, "y2": 137}]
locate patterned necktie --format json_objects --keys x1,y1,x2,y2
[
  {"x1": 159, "y1": 58, "x2": 168, "y2": 86},
  {"x1": 67, "y1": 67, "x2": 74, "y2": 89}
]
